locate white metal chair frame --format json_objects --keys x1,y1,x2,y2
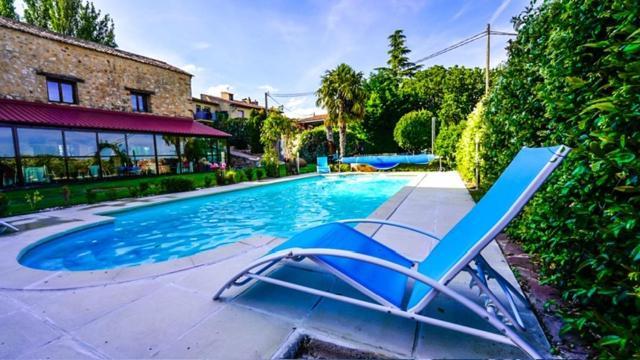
[{"x1": 214, "y1": 146, "x2": 570, "y2": 359}]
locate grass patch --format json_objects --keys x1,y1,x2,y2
[{"x1": 1, "y1": 172, "x2": 218, "y2": 216}]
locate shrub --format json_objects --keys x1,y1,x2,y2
[
  {"x1": 298, "y1": 126, "x2": 360, "y2": 163},
  {"x1": 128, "y1": 186, "x2": 140, "y2": 198},
  {"x1": 215, "y1": 170, "x2": 225, "y2": 185},
  {"x1": 24, "y1": 191, "x2": 43, "y2": 210},
  {"x1": 262, "y1": 159, "x2": 279, "y2": 178},
  {"x1": 330, "y1": 164, "x2": 351, "y2": 172},
  {"x1": 106, "y1": 188, "x2": 118, "y2": 200},
  {"x1": 61, "y1": 186, "x2": 71, "y2": 205},
  {"x1": 86, "y1": 189, "x2": 97, "y2": 204},
  {"x1": 139, "y1": 182, "x2": 150, "y2": 194},
  {"x1": 160, "y1": 178, "x2": 195, "y2": 193},
  {"x1": 224, "y1": 170, "x2": 236, "y2": 184},
  {"x1": 393, "y1": 109, "x2": 433, "y2": 152},
  {"x1": 233, "y1": 169, "x2": 248, "y2": 183},
  {"x1": 256, "y1": 167, "x2": 267, "y2": 180},
  {"x1": 0, "y1": 193, "x2": 9, "y2": 216},
  {"x1": 434, "y1": 121, "x2": 465, "y2": 169},
  {"x1": 479, "y1": 1, "x2": 640, "y2": 356},
  {"x1": 203, "y1": 175, "x2": 214, "y2": 188},
  {"x1": 243, "y1": 168, "x2": 256, "y2": 181},
  {"x1": 455, "y1": 101, "x2": 485, "y2": 186},
  {"x1": 299, "y1": 164, "x2": 317, "y2": 174}
]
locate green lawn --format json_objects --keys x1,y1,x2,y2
[{"x1": 1, "y1": 164, "x2": 318, "y2": 217}]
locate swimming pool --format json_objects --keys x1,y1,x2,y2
[{"x1": 19, "y1": 174, "x2": 412, "y2": 271}]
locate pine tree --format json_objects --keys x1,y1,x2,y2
[
  {"x1": 23, "y1": 0, "x2": 117, "y2": 47},
  {"x1": 387, "y1": 29, "x2": 421, "y2": 77},
  {"x1": 0, "y1": 0, "x2": 18, "y2": 20}
]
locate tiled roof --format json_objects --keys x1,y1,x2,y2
[
  {"x1": 199, "y1": 95, "x2": 262, "y2": 110},
  {"x1": 297, "y1": 114, "x2": 328, "y2": 124},
  {"x1": 0, "y1": 17, "x2": 191, "y2": 76},
  {"x1": 0, "y1": 98, "x2": 230, "y2": 137}
]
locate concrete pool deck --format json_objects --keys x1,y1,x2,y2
[{"x1": 0, "y1": 172, "x2": 552, "y2": 359}]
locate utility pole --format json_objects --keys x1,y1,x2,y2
[
  {"x1": 485, "y1": 23, "x2": 490, "y2": 96},
  {"x1": 264, "y1": 92, "x2": 269, "y2": 116}
]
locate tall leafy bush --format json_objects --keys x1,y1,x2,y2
[
  {"x1": 480, "y1": 1, "x2": 640, "y2": 356},
  {"x1": 456, "y1": 101, "x2": 485, "y2": 185}
]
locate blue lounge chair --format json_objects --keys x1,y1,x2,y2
[
  {"x1": 316, "y1": 156, "x2": 330, "y2": 174},
  {"x1": 215, "y1": 145, "x2": 570, "y2": 359},
  {"x1": 0, "y1": 220, "x2": 18, "y2": 233}
]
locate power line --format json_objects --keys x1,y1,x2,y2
[
  {"x1": 414, "y1": 31, "x2": 487, "y2": 64},
  {"x1": 413, "y1": 28, "x2": 517, "y2": 64},
  {"x1": 270, "y1": 91, "x2": 316, "y2": 98}
]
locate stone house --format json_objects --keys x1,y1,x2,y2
[
  {"x1": 0, "y1": 17, "x2": 230, "y2": 188},
  {"x1": 193, "y1": 92, "x2": 263, "y2": 121}
]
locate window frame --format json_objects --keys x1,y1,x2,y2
[
  {"x1": 46, "y1": 78, "x2": 78, "y2": 104},
  {"x1": 130, "y1": 92, "x2": 150, "y2": 113}
]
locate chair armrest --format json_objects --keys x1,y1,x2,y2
[{"x1": 337, "y1": 218, "x2": 441, "y2": 242}]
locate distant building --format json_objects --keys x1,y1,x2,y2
[
  {"x1": 295, "y1": 113, "x2": 328, "y2": 129},
  {"x1": 193, "y1": 92, "x2": 263, "y2": 121},
  {"x1": 0, "y1": 17, "x2": 230, "y2": 188}
]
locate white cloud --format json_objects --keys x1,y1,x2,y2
[
  {"x1": 258, "y1": 85, "x2": 278, "y2": 93},
  {"x1": 192, "y1": 41, "x2": 211, "y2": 50},
  {"x1": 489, "y1": 0, "x2": 512, "y2": 24},
  {"x1": 452, "y1": 1, "x2": 470, "y2": 21},
  {"x1": 180, "y1": 64, "x2": 205, "y2": 74},
  {"x1": 205, "y1": 84, "x2": 234, "y2": 96}
]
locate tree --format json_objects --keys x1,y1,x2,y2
[
  {"x1": 316, "y1": 63, "x2": 367, "y2": 157},
  {"x1": 23, "y1": 0, "x2": 51, "y2": 27},
  {"x1": 393, "y1": 109, "x2": 433, "y2": 152},
  {"x1": 0, "y1": 0, "x2": 18, "y2": 19},
  {"x1": 387, "y1": 30, "x2": 421, "y2": 78},
  {"x1": 260, "y1": 110, "x2": 295, "y2": 162},
  {"x1": 23, "y1": 0, "x2": 117, "y2": 47}
]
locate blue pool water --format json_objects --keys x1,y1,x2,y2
[{"x1": 19, "y1": 175, "x2": 411, "y2": 271}]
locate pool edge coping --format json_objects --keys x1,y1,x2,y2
[{"x1": 0, "y1": 172, "x2": 423, "y2": 291}]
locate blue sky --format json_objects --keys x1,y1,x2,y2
[{"x1": 16, "y1": 0, "x2": 529, "y2": 117}]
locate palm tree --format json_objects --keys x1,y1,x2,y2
[{"x1": 316, "y1": 63, "x2": 367, "y2": 158}]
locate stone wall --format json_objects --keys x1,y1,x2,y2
[{"x1": 0, "y1": 27, "x2": 193, "y2": 118}]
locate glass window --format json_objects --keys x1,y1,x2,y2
[
  {"x1": 126, "y1": 133, "x2": 154, "y2": 157},
  {"x1": 131, "y1": 93, "x2": 149, "y2": 112},
  {"x1": 22, "y1": 157, "x2": 65, "y2": 183},
  {"x1": 157, "y1": 156, "x2": 179, "y2": 175},
  {"x1": 98, "y1": 133, "x2": 127, "y2": 178},
  {"x1": 65, "y1": 131, "x2": 97, "y2": 157},
  {"x1": 156, "y1": 135, "x2": 180, "y2": 155},
  {"x1": 61, "y1": 82, "x2": 75, "y2": 103},
  {"x1": 67, "y1": 157, "x2": 100, "y2": 180},
  {"x1": 98, "y1": 133, "x2": 126, "y2": 156},
  {"x1": 18, "y1": 128, "x2": 64, "y2": 156},
  {"x1": 47, "y1": 81, "x2": 60, "y2": 102},
  {"x1": 0, "y1": 127, "x2": 14, "y2": 157},
  {"x1": 237, "y1": 110, "x2": 245, "y2": 118},
  {"x1": 0, "y1": 158, "x2": 17, "y2": 188},
  {"x1": 47, "y1": 79, "x2": 76, "y2": 104}
]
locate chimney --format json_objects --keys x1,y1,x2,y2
[{"x1": 221, "y1": 91, "x2": 234, "y2": 101}]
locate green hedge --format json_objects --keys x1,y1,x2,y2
[
  {"x1": 455, "y1": 101, "x2": 484, "y2": 186},
  {"x1": 480, "y1": 1, "x2": 640, "y2": 356},
  {"x1": 393, "y1": 109, "x2": 433, "y2": 152}
]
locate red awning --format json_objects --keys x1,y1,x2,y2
[{"x1": 0, "y1": 98, "x2": 230, "y2": 137}]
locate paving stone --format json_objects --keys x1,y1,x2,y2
[
  {"x1": 25, "y1": 280, "x2": 163, "y2": 330},
  {"x1": 0, "y1": 293, "x2": 22, "y2": 316},
  {"x1": 234, "y1": 265, "x2": 335, "y2": 321},
  {"x1": 0, "y1": 310, "x2": 61, "y2": 359},
  {"x1": 153, "y1": 305, "x2": 294, "y2": 359},
  {"x1": 17, "y1": 337, "x2": 103, "y2": 359},
  {"x1": 72, "y1": 284, "x2": 220, "y2": 358},
  {"x1": 303, "y1": 280, "x2": 417, "y2": 357},
  {"x1": 174, "y1": 246, "x2": 266, "y2": 295}
]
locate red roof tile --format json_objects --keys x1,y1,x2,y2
[{"x1": 0, "y1": 99, "x2": 230, "y2": 137}]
